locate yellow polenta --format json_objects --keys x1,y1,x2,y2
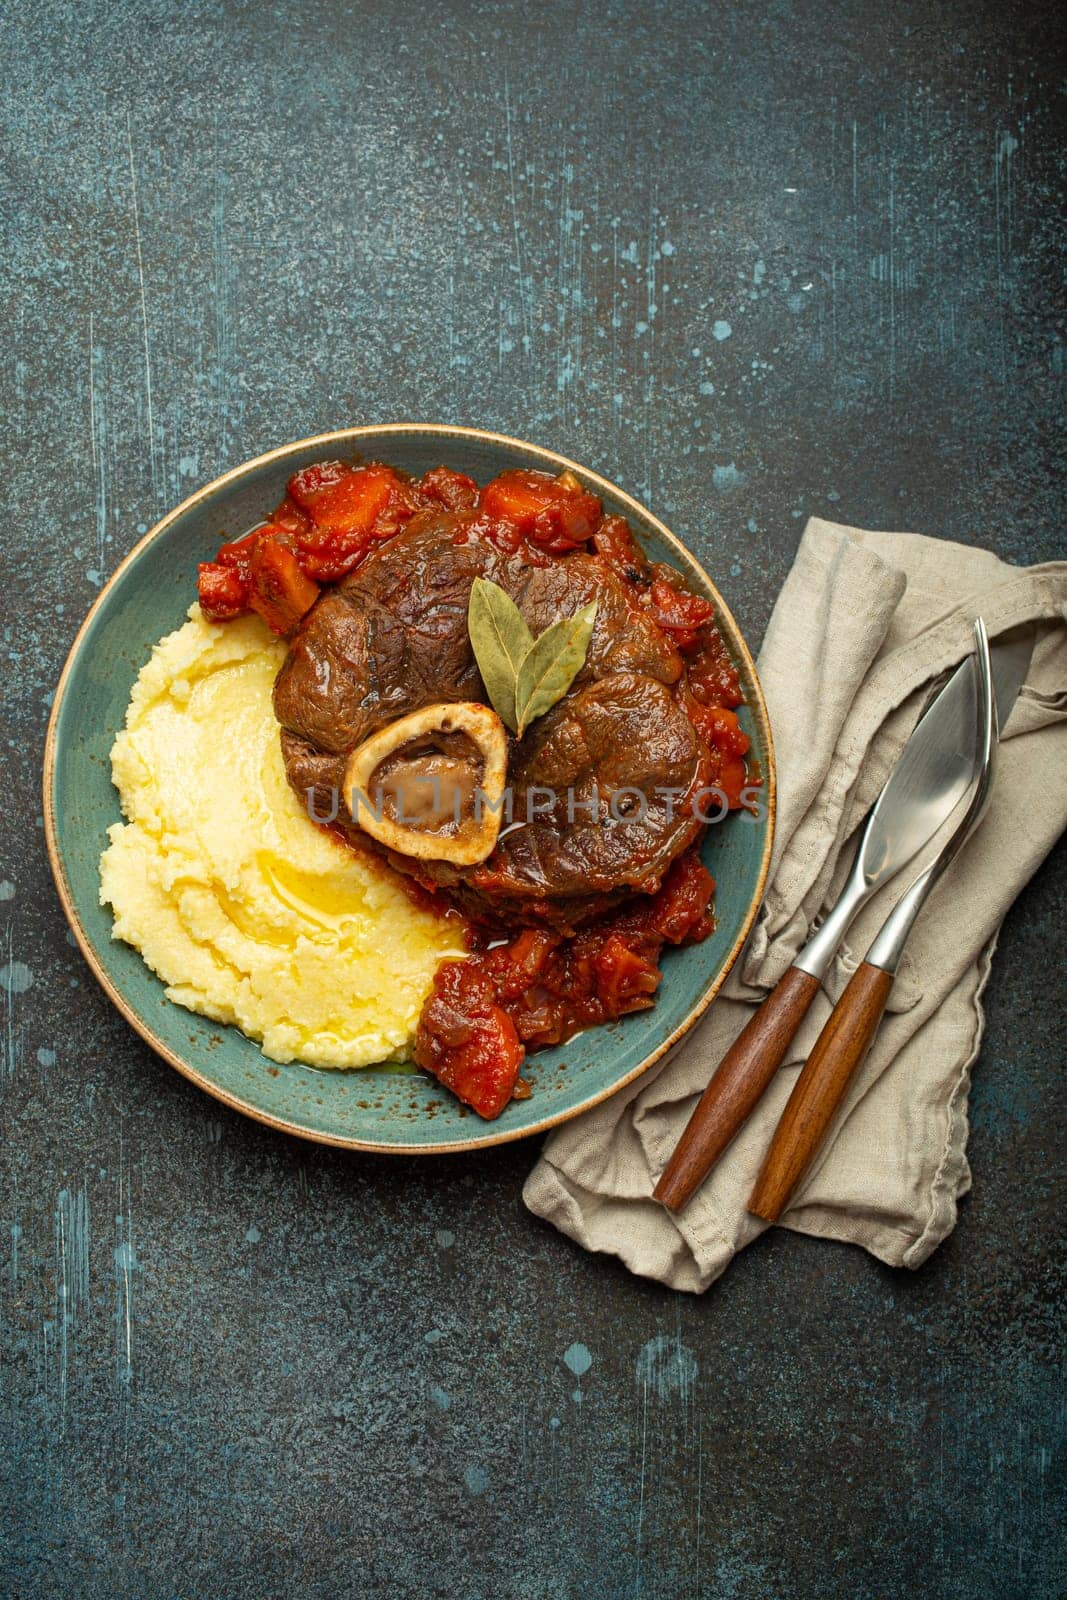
[{"x1": 99, "y1": 605, "x2": 466, "y2": 1069}]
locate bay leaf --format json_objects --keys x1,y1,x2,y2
[
  {"x1": 513, "y1": 601, "x2": 598, "y2": 738},
  {"x1": 467, "y1": 576, "x2": 534, "y2": 734}
]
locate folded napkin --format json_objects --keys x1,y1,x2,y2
[{"x1": 523, "y1": 518, "x2": 1067, "y2": 1292}]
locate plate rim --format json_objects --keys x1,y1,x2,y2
[{"x1": 42, "y1": 422, "x2": 777, "y2": 1154}]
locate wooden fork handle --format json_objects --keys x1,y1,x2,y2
[
  {"x1": 747, "y1": 961, "x2": 895, "y2": 1223},
  {"x1": 654, "y1": 965, "x2": 821, "y2": 1212}
]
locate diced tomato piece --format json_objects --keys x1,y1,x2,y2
[
  {"x1": 594, "y1": 934, "x2": 661, "y2": 1011},
  {"x1": 592, "y1": 514, "x2": 651, "y2": 579},
  {"x1": 292, "y1": 527, "x2": 370, "y2": 584},
  {"x1": 215, "y1": 528, "x2": 265, "y2": 584},
  {"x1": 414, "y1": 962, "x2": 525, "y2": 1119},
  {"x1": 270, "y1": 497, "x2": 311, "y2": 537},
  {"x1": 718, "y1": 754, "x2": 748, "y2": 810},
  {"x1": 684, "y1": 703, "x2": 750, "y2": 810},
  {"x1": 475, "y1": 514, "x2": 526, "y2": 556},
  {"x1": 649, "y1": 577, "x2": 715, "y2": 651},
  {"x1": 480, "y1": 469, "x2": 602, "y2": 553},
  {"x1": 686, "y1": 627, "x2": 744, "y2": 708},
  {"x1": 287, "y1": 461, "x2": 398, "y2": 534},
  {"x1": 648, "y1": 853, "x2": 716, "y2": 943},
  {"x1": 285, "y1": 463, "x2": 415, "y2": 581},
  {"x1": 484, "y1": 927, "x2": 558, "y2": 1000},
  {"x1": 367, "y1": 476, "x2": 428, "y2": 541},
  {"x1": 247, "y1": 537, "x2": 321, "y2": 636},
  {"x1": 698, "y1": 705, "x2": 750, "y2": 758},
  {"x1": 419, "y1": 464, "x2": 479, "y2": 510},
  {"x1": 198, "y1": 561, "x2": 249, "y2": 621}
]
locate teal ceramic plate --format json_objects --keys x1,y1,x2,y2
[{"x1": 44, "y1": 426, "x2": 775, "y2": 1153}]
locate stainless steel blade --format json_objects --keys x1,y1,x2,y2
[
  {"x1": 854, "y1": 624, "x2": 1032, "y2": 884},
  {"x1": 867, "y1": 618, "x2": 1000, "y2": 973},
  {"x1": 794, "y1": 622, "x2": 1032, "y2": 980}
]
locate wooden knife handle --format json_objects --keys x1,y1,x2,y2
[
  {"x1": 747, "y1": 961, "x2": 895, "y2": 1223},
  {"x1": 654, "y1": 965, "x2": 821, "y2": 1212}
]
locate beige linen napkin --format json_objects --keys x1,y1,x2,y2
[{"x1": 523, "y1": 518, "x2": 1067, "y2": 1292}]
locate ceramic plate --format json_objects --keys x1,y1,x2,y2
[{"x1": 44, "y1": 426, "x2": 775, "y2": 1152}]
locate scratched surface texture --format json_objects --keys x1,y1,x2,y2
[{"x1": 1, "y1": 0, "x2": 1064, "y2": 1596}]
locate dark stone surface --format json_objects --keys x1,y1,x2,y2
[{"x1": 1, "y1": 1, "x2": 1063, "y2": 1595}]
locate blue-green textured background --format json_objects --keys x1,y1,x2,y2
[{"x1": 1, "y1": 1, "x2": 1064, "y2": 1596}]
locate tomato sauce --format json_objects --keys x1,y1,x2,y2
[{"x1": 414, "y1": 851, "x2": 715, "y2": 1119}]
